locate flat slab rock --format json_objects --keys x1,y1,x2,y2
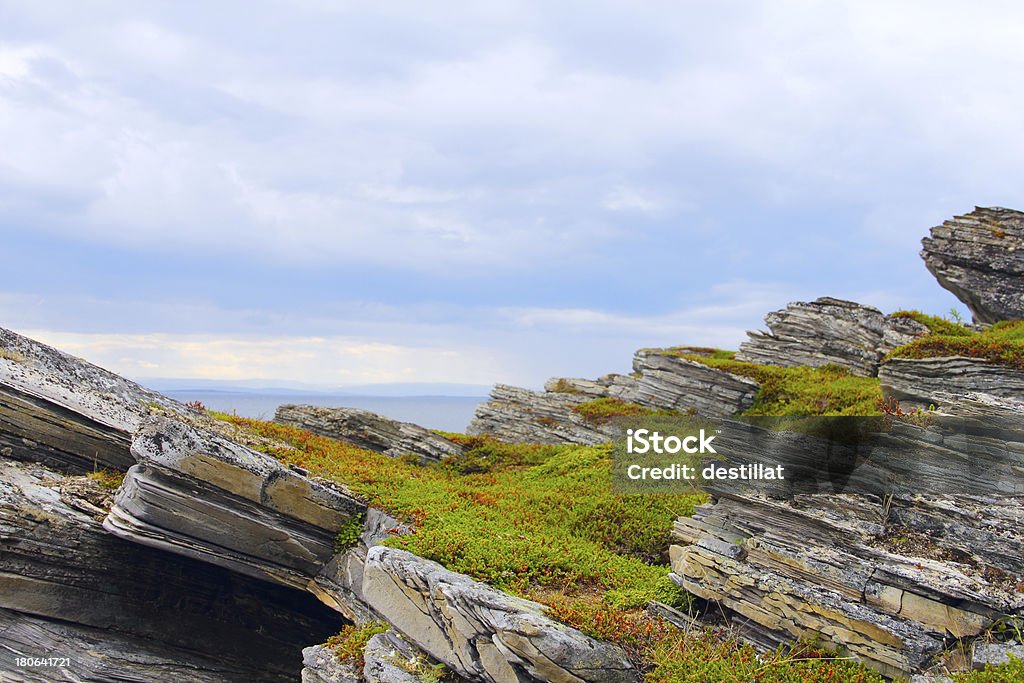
[
  {"x1": 275, "y1": 404, "x2": 464, "y2": 463},
  {"x1": 922, "y1": 206, "x2": 1024, "y2": 324},
  {"x1": 361, "y1": 546, "x2": 638, "y2": 683},
  {"x1": 104, "y1": 416, "x2": 366, "y2": 590},
  {"x1": 736, "y1": 297, "x2": 929, "y2": 377}
]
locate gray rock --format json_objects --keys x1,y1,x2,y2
[
  {"x1": 0, "y1": 458, "x2": 343, "y2": 682},
  {"x1": 879, "y1": 356, "x2": 1024, "y2": 408},
  {"x1": 275, "y1": 404, "x2": 464, "y2": 464},
  {"x1": 973, "y1": 641, "x2": 1024, "y2": 670},
  {"x1": 628, "y1": 349, "x2": 758, "y2": 414},
  {"x1": 467, "y1": 383, "x2": 615, "y2": 445},
  {"x1": 922, "y1": 206, "x2": 1024, "y2": 323},
  {"x1": 363, "y1": 631, "x2": 427, "y2": 683},
  {"x1": 736, "y1": 297, "x2": 924, "y2": 376},
  {"x1": 104, "y1": 416, "x2": 366, "y2": 590},
  {"x1": 669, "y1": 394, "x2": 1024, "y2": 679},
  {"x1": 301, "y1": 645, "x2": 360, "y2": 683},
  {"x1": 361, "y1": 546, "x2": 639, "y2": 683}
]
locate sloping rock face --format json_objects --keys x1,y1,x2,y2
[
  {"x1": 0, "y1": 458, "x2": 342, "y2": 682},
  {"x1": 0, "y1": 326, "x2": 185, "y2": 473},
  {"x1": 361, "y1": 546, "x2": 638, "y2": 683},
  {"x1": 468, "y1": 349, "x2": 758, "y2": 445},
  {"x1": 105, "y1": 416, "x2": 366, "y2": 590},
  {"x1": 669, "y1": 394, "x2": 1024, "y2": 679},
  {"x1": 922, "y1": 207, "x2": 1024, "y2": 323},
  {"x1": 879, "y1": 356, "x2": 1024, "y2": 408},
  {"x1": 275, "y1": 404, "x2": 464, "y2": 463},
  {"x1": 736, "y1": 298, "x2": 929, "y2": 376}
]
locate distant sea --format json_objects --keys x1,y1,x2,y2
[{"x1": 163, "y1": 391, "x2": 486, "y2": 433}]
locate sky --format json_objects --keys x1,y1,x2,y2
[{"x1": 2, "y1": 1, "x2": 1023, "y2": 390}]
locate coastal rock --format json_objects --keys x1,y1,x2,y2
[
  {"x1": 627, "y1": 349, "x2": 758, "y2": 414},
  {"x1": 362, "y1": 546, "x2": 639, "y2": 683},
  {"x1": 972, "y1": 641, "x2": 1024, "y2": 670},
  {"x1": 363, "y1": 631, "x2": 429, "y2": 683},
  {"x1": 275, "y1": 404, "x2": 464, "y2": 463},
  {"x1": 0, "y1": 457, "x2": 343, "y2": 682},
  {"x1": 879, "y1": 356, "x2": 1024, "y2": 408},
  {"x1": 0, "y1": 326, "x2": 186, "y2": 473},
  {"x1": 669, "y1": 394, "x2": 1024, "y2": 679},
  {"x1": 736, "y1": 297, "x2": 921, "y2": 376},
  {"x1": 467, "y1": 384, "x2": 615, "y2": 445},
  {"x1": 300, "y1": 645, "x2": 360, "y2": 683},
  {"x1": 104, "y1": 416, "x2": 366, "y2": 590},
  {"x1": 921, "y1": 207, "x2": 1024, "y2": 323}
]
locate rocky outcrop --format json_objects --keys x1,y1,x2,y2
[
  {"x1": 879, "y1": 356, "x2": 1024, "y2": 408},
  {"x1": 0, "y1": 458, "x2": 343, "y2": 682},
  {"x1": 362, "y1": 631, "x2": 428, "y2": 683},
  {"x1": 275, "y1": 404, "x2": 464, "y2": 463},
  {"x1": 736, "y1": 298, "x2": 930, "y2": 376},
  {"x1": 361, "y1": 546, "x2": 638, "y2": 683},
  {"x1": 468, "y1": 350, "x2": 758, "y2": 445},
  {"x1": 467, "y1": 384, "x2": 615, "y2": 445},
  {"x1": 104, "y1": 416, "x2": 366, "y2": 591},
  {"x1": 922, "y1": 207, "x2": 1024, "y2": 323},
  {"x1": 301, "y1": 645, "x2": 360, "y2": 683},
  {"x1": 669, "y1": 394, "x2": 1024, "y2": 679}
]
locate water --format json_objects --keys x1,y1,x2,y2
[{"x1": 163, "y1": 391, "x2": 486, "y2": 433}]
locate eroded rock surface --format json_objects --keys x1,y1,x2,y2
[
  {"x1": 0, "y1": 458, "x2": 343, "y2": 682},
  {"x1": 879, "y1": 356, "x2": 1024, "y2": 408},
  {"x1": 275, "y1": 404, "x2": 464, "y2": 463},
  {"x1": 922, "y1": 207, "x2": 1024, "y2": 323},
  {"x1": 669, "y1": 395, "x2": 1024, "y2": 679},
  {"x1": 362, "y1": 546, "x2": 638, "y2": 683},
  {"x1": 736, "y1": 298, "x2": 929, "y2": 376},
  {"x1": 104, "y1": 416, "x2": 366, "y2": 590}
]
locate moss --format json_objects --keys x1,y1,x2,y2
[
  {"x1": 325, "y1": 621, "x2": 389, "y2": 669},
  {"x1": 548, "y1": 378, "x2": 581, "y2": 394},
  {"x1": 890, "y1": 309, "x2": 974, "y2": 337},
  {"x1": 573, "y1": 397, "x2": 680, "y2": 425},
  {"x1": 86, "y1": 469, "x2": 125, "y2": 490},
  {"x1": 334, "y1": 513, "x2": 365, "y2": 553},
  {"x1": 952, "y1": 654, "x2": 1024, "y2": 682},
  {"x1": 887, "y1": 333, "x2": 1024, "y2": 371}
]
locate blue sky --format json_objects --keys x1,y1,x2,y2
[{"x1": 2, "y1": 1, "x2": 1022, "y2": 389}]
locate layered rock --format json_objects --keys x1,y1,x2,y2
[
  {"x1": 361, "y1": 546, "x2": 638, "y2": 683},
  {"x1": 104, "y1": 416, "x2": 366, "y2": 591},
  {"x1": 468, "y1": 349, "x2": 758, "y2": 445},
  {"x1": 0, "y1": 458, "x2": 343, "y2": 682},
  {"x1": 922, "y1": 207, "x2": 1024, "y2": 323},
  {"x1": 275, "y1": 404, "x2": 464, "y2": 463},
  {"x1": 736, "y1": 297, "x2": 929, "y2": 376},
  {"x1": 879, "y1": 356, "x2": 1024, "y2": 408},
  {"x1": 669, "y1": 395, "x2": 1024, "y2": 679}
]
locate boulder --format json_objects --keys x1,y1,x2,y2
[
  {"x1": 972, "y1": 641, "x2": 1024, "y2": 670},
  {"x1": 361, "y1": 546, "x2": 639, "y2": 683},
  {"x1": 104, "y1": 416, "x2": 366, "y2": 590},
  {"x1": 879, "y1": 356, "x2": 1024, "y2": 408},
  {"x1": 275, "y1": 404, "x2": 464, "y2": 463},
  {"x1": 922, "y1": 207, "x2": 1024, "y2": 323},
  {"x1": 300, "y1": 645, "x2": 360, "y2": 683},
  {"x1": 467, "y1": 384, "x2": 615, "y2": 445},
  {"x1": 736, "y1": 298, "x2": 927, "y2": 376},
  {"x1": 0, "y1": 457, "x2": 343, "y2": 682},
  {"x1": 627, "y1": 349, "x2": 758, "y2": 414}
]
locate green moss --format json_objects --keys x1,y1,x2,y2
[
  {"x1": 573, "y1": 397, "x2": 681, "y2": 425},
  {"x1": 86, "y1": 469, "x2": 125, "y2": 490},
  {"x1": 890, "y1": 309, "x2": 975, "y2": 337},
  {"x1": 887, "y1": 333, "x2": 1024, "y2": 370},
  {"x1": 334, "y1": 513, "x2": 365, "y2": 553},
  {"x1": 325, "y1": 621, "x2": 389, "y2": 668}
]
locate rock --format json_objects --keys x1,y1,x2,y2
[
  {"x1": 973, "y1": 641, "x2": 1024, "y2": 670},
  {"x1": 627, "y1": 349, "x2": 758, "y2": 414},
  {"x1": 361, "y1": 546, "x2": 639, "y2": 683},
  {"x1": 468, "y1": 351, "x2": 758, "y2": 445},
  {"x1": 104, "y1": 416, "x2": 366, "y2": 590},
  {"x1": 275, "y1": 404, "x2": 464, "y2": 463},
  {"x1": 736, "y1": 297, "x2": 926, "y2": 376},
  {"x1": 0, "y1": 457, "x2": 344, "y2": 682},
  {"x1": 301, "y1": 645, "x2": 360, "y2": 683},
  {"x1": 922, "y1": 207, "x2": 1024, "y2": 323},
  {"x1": 467, "y1": 384, "x2": 616, "y2": 445},
  {"x1": 669, "y1": 395, "x2": 1024, "y2": 679},
  {"x1": 363, "y1": 631, "x2": 427, "y2": 683},
  {"x1": 0, "y1": 326, "x2": 187, "y2": 473},
  {"x1": 879, "y1": 357, "x2": 1024, "y2": 408}
]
